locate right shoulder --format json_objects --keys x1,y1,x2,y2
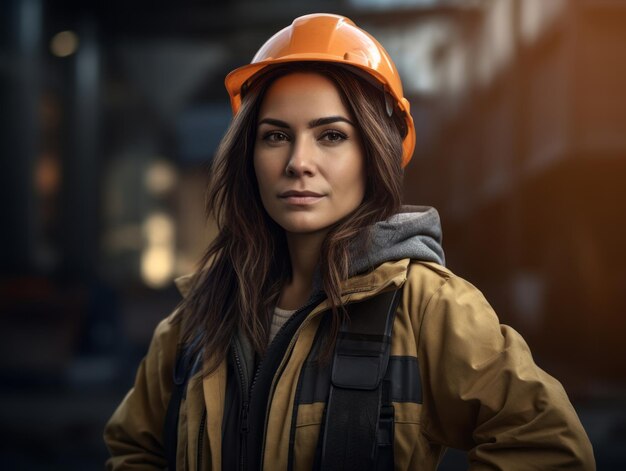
[
  {"x1": 136, "y1": 310, "x2": 183, "y2": 402},
  {"x1": 150, "y1": 311, "x2": 182, "y2": 355}
]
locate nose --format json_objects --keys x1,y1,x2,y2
[{"x1": 285, "y1": 136, "x2": 316, "y2": 177}]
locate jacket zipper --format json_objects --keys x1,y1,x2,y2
[
  {"x1": 255, "y1": 293, "x2": 327, "y2": 468},
  {"x1": 234, "y1": 285, "x2": 395, "y2": 469},
  {"x1": 240, "y1": 400, "x2": 250, "y2": 471},
  {"x1": 233, "y1": 337, "x2": 250, "y2": 471},
  {"x1": 196, "y1": 409, "x2": 206, "y2": 470},
  {"x1": 231, "y1": 294, "x2": 325, "y2": 471}
]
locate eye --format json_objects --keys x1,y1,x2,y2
[
  {"x1": 262, "y1": 131, "x2": 290, "y2": 143},
  {"x1": 320, "y1": 130, "x2": 347, "y2": 143}
]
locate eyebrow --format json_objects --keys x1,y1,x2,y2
[{"x1": 257, "y1": 116, "x2": 355, "y2": 129}]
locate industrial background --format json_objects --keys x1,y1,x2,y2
[{"x1": 1, "y1": 0, "x2": 625, "y2": 469}]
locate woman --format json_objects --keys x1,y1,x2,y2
[{"x1": 104, "y1": 14, "x2": 595, "y2": 470}]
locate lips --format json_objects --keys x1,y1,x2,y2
[
  {"x1": 279, "y1": 190, "x2": 325, "y2": 205},
  {"x1": 279, "y1": 190, "x2": 323, "y2": 197}
]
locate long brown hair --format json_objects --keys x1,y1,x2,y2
[{"x1": 174, "y1": 62, "x2": 406, "y2": 374}]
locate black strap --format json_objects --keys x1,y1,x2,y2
[
  {"x1": 319, "y1": 289, "x2": 400, "y2": 471},
  {"x1": 376, "y1": 378, "x2": 395, "y2": 470},
  {"x1": 164, "y1": 338, "x2": 202, "y2": 471}
]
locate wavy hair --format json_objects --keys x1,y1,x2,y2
[{"x1": 174, "y1": 62, "x2": 406, "y2": 374}]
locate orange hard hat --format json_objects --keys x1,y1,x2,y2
[{"x1": 225, "y1": 13, "x2": 416, "y2": 167}]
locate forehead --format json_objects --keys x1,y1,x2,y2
[{"x1": 258, "y1": 72, "x2": 350, "y2": 118}]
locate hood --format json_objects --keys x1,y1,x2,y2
[{"x1": 349, "y1": 205, "x2": 445, "y2": 277}]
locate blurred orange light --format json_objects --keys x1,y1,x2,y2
[{"x1": 35, "y1": 153, "x2": 60, "y2": 196}]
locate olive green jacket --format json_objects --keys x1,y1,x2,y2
[{"x1": 104, "y1": 260, "x2": 595, "y2": 470}]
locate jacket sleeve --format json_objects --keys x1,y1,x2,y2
[
  {"x1": 103, "y1": 315, "x2": 179, "y2": 470},
  {"x1": 416, "y1": 274, "x2": 595, "y2": 470}
]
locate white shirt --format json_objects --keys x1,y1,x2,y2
[{"x1": 269, "y1": 306, "x2": 296, "y2": 344}]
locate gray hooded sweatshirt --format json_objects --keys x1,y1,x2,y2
[{"x1": 349, "y1": 205, "x2": 445, "y2": 276}]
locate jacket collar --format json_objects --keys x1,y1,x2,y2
[
  {"x1": 338, "y1": 258, "x2": 409, "y2": 300},
  {"x1": 174, "y1": 272, "x2": 195, "y2": 298}
]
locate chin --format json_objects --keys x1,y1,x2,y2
[
  {"x1": 274, "y1": 215, "x2": 333, "y2": 235},
  {"x1": 281, "y1": 222, "x2": 329, "y2": 235}
]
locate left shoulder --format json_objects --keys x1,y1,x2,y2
[
  {"x1": 402, "y1": 260, "x2": 471, "y2": 307},
  {"x1": 400, "y1": 260, "x2": 500, "y2": 344},
  {"x1": 404, "y1": 260, "x2": 490, "y2": 308}
]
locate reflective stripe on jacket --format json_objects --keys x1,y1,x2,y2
[{"x1": 104, "y1": 259, "x2": 596, "y2": 470}]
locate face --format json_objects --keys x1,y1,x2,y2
[{"x1": 253, "y1": 72, "x2": 366, "y2": 236}]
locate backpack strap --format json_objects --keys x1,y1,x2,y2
[
  {"x1": 164, "y1": 336, "x2": 203, "y2": 471},
  {"x1": 319, "y1": 288, "x2": 401, "y2": 471}
]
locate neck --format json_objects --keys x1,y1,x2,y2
[{"x1": 279, "y1": 230, "x2": 327, "y2": 310}]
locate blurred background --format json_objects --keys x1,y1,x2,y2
[{"x1": 1, "y1": 0, "x2": 625, "y2": 469}]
